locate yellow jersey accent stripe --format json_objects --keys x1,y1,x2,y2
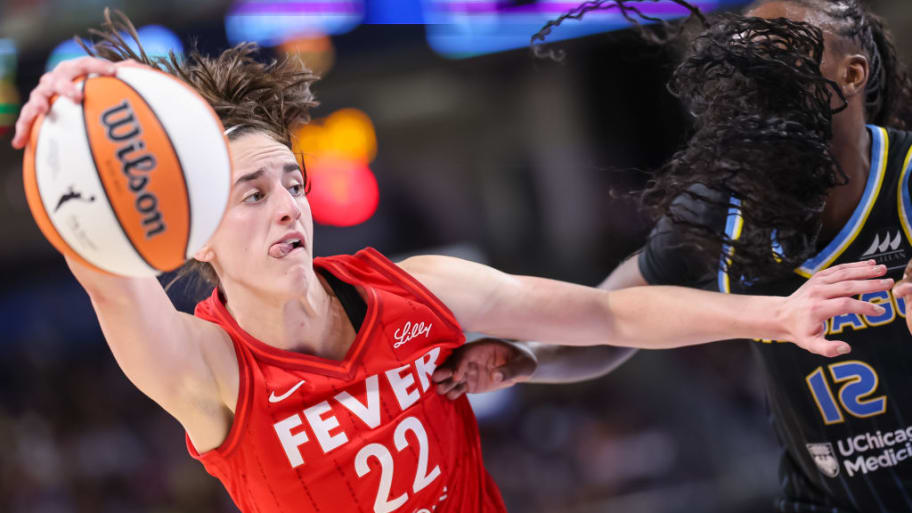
[
  {"x1": 718, "y1": 198, "x2": 744, "y2": 294},
  {"x1": 896, "y1": 140, "x2": 912, "y2": 244}
]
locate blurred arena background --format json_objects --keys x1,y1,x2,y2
[{"x1": 0, "y1": 1, "x2": 911, "y2": 512}]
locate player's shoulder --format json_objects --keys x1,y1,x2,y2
[
  {"x1": 668, "y1": 183, "x2": 730, "y2": 218},
  {"x1": 882, "y1": 125, "x2": 912, "y2": 160}
]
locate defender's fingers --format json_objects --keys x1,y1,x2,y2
[
  {"x1": 446, "y1": 382, "x2": 468, "y2": 401},
  {"x1": 492, "y1": 357, "x2": 535, "y2": 384},
  {"x1": 435, "y1": 377, "x2": 460, "y2": 396},
  {"x1": 816, "y1": 297, "x2": 886, "y2": 321},
  {"x1": 819, "y1": 277, "x2": 893, "y2": 299},
  {"x1": 452, "y1": 359, "x2": 473, "y2": 383},
  {"x1": 431, "y1": 367, "x2": 454, "y2": 383}
]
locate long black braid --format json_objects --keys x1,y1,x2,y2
[
  {"x1": 533, "y1": 0, "x2": 912, "y2": 282},
  {"x1": 530, "y1": 0, "x2": 706, "y2": 60}
]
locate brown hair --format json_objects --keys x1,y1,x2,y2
[{"x1": 78, "y1": 9, "x2": 319, "y2": 293}]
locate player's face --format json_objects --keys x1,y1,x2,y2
[
  {"x1": 745, "y1": 1, "x2": 852, "y2": 111},
  {"x1": 199, "y1": 131, "x2": 315, "y2": 297}
]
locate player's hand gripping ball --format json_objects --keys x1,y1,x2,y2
[{"x1": 20, "y1": 60, "x2": 231, "y2": 276}]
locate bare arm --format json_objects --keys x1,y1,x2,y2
[
  {"x1": 524, "y1": 255, "x2": 644, "y2": 383},
  {"x1": 14, "y1": 57, "x2": 235, "y2": 453},
  {"x1": 402, "y1": 255, "x2": 890, "y2": 356},
  {"x1": 68, "y1": 257, "x2": 236, "y2": 452},
  {"x1": 431, "y1": 255, "x2": 647, "y2": 397}
]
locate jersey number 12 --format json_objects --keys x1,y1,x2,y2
[{"x1": 805, "y1": 360, "x2": 887, "y2": 425}]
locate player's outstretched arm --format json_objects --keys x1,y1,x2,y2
[
  {"x1": 14, "y1": 58, "x2": 236, "y2": 454},
  {"x1": 401, "y1": 256, "x2": 892, "y2": 358},
  {"x1": 522, "y1": 256, "x2": 643, "y2": 382},
  {"x1": 432, "y1": 257, "x2": 644, "y2": 399}
]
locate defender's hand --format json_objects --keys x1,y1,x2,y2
[
  {"x1": 891, "y1": 258, "x2": 912, "y2": 335},
  {"x1": 432, "y1": 338, "x2": 536, "y2": 400},
  {"x1": 779, "y1": 260, "x2": 892, "y2": 357},
  {"x1": 11, "y1": 57, "x2": 139, "y2": 149}
]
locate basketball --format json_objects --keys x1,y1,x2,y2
[{"x1": 22, "y1": 65, "x2": 231, "y2": 277}]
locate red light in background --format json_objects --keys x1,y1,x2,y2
[
  {"x1": 293, "y1": 108, "x2": 380, "y2": 227},
  {"x1": 307, "y1": 156, "x2": 379, "y2": 227}
]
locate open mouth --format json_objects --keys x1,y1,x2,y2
[{"x1": 269, "y1": 237, "x2": 305, "y2": 258}]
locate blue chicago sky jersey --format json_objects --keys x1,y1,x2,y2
[{"x1": 639, "y1": 126, "x2": 912, "y2": 513}]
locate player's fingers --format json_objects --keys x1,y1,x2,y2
[
  {"x1": 492, "y1": 356, "x2": 536, "y2": 384},
  {"x1": 12, "y1": 59, "x2": 118, "y2": 149},
  {"x1": 814, "y1": 262, "x2": 885, "y2": 286},
  {"x1": 114, "y1": 58, "x2": 144, "y2": 69},
  {"x1": 12, "y1": 99, "x2": 51, "y2": 149},
  {"x1": 27, "y1": 84, "x2": 53, "y2": 107},
  {"x1": 802, "y1": 338, "x2": 852, "y2": 358},
  {"x1": 814, "y1": 260, "x2": 879, "y2": 281},
  {"x1": 816, "y1": 297, "x2": 886, "y2": 320},
  {"x1": 464, "y1": 361, "x2": 479, "y2": 382},
  {"x1": 52, "y1": 76, "x2": 83, "y2": 102},
  {"x1": 446, "y1": 382, "x2": 467, "y2": 401},
  {"x1": 55, "y1": 56, "x2": 116, "y2": 79},
  {"x1": 431, "y1": 367, "x2": 454, "y2": 383},
  {"x1": 11, "y1": 105, "x2": 37, "y2": 149},
  {"x1": 435, "y1": 377, "x2": 460, "y2": 396},
  {"x1": 452, "y1": 359, "x2": 471, "y2": 383},
  {"x1": 817, "y1": 277, "x2": 893, "y2": 299},
  {"x1": 893, "y1": 281, "x2": 912, "y2": 299}
]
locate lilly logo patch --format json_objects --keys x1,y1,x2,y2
[{"x1": 393, "y1": 320, "x2": 432, "y2": 348}]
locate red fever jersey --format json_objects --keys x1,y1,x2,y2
[{"x1": 186, "y1": 248, "x2": 507, "y2": 513}]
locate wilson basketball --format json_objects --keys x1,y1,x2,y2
[{"x1": 22, "y1": 65, "x2": 231, "y2": 276}]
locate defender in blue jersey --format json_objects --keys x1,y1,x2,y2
[{"x1": 433, "y1": 1, "x2": 912, "y2": 512}]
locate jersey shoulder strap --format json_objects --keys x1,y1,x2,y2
[{"x1": 316, "y1": 248, "x2": 462, "y2": 333}]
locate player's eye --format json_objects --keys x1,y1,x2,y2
[
  {"x1": 288, "y1": 183, "x2": 304, "y2": 197},
  {"x1": 243, "y1": 190, "x2": 264, "y2": 203}
]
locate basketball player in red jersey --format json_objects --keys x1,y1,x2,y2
[{"x1": 9, "y1": 11, "x2": 896, "y2": 513}]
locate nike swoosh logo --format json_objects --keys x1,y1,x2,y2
[{"x1": 268, "y1": 379, "x2": 307, "y2": 404}]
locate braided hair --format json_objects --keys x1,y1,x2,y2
[
  {"x1": 645, "y1": 14, "x2": 846, "y2": 282},
  {"x1": 747, "y1": 0, "x2": 912, "y2": 130},
  {"x1": 532, "y1": 0, "x2": 912, "y2": 281},
  {"x1": 531, "y1": 0, "x2": 706, "y2": 60}
]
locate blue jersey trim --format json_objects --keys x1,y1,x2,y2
[
  {"x1": 717, "y1": 196, "x2": 743, "y2": 293},
  {"x1": 896, "y1": 132, "x2": 912, "y2": 246}
]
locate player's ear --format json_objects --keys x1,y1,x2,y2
[
  {"x1": 194, "y1": 244, "x2": 215, "y2": 263},
  {"x1": 840, "y1": 53, "x2": 869, "y2": 98}
]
